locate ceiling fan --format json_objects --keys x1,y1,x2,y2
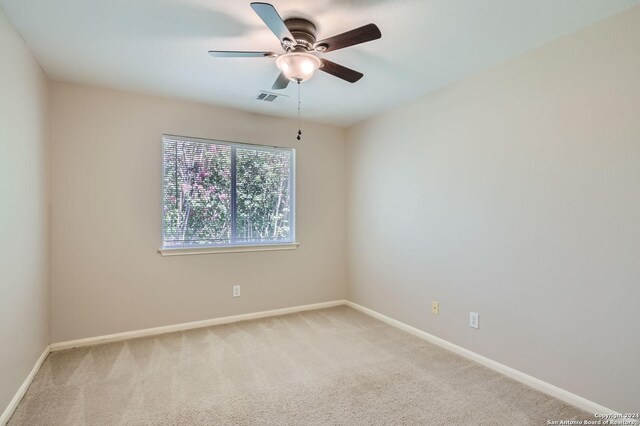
[{"x1": 208, "y1": 2, "x2": 382, "y2": 90}]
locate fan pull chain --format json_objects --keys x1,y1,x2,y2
[{"x1": 297, "y1": 81, "x2": 302, "y2": 141}]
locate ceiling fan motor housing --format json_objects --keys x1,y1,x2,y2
[{"x1": 283, "y1": 18, "x2": 317, "y2": 51}]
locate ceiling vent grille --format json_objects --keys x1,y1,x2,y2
[{"x1": 256, "y1": 90, "x2": 288, "y2": 103}]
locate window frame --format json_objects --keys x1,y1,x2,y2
[{"x1": 159, "y1": 134, "x2": 297, "y2": 255}]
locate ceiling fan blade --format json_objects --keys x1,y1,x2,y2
[
  {"x1": 314, "y1": 23, "x2": 381, "y2": 53},
  {"x1": 319, "y1": 59, "x2": 363, "y2": 83},
  {"x1": 250, "y1": 2, "x2": 294, "y2": 43},
  {"x1": 208, "y1": 51, "x2": 277, "y2": 58},
  {"x1": 272, "y1": 72, "x2": 291, "y2": 90}
]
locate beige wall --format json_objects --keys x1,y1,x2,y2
[
  {"x1": 49, "y1": 82, "x2": 347, "y2": 342},
  {"x1": 346, "y1": 6, "x2": 640, "y2": 413},
  {"x1": 0, "y1": 8, "x2": 50, "y2": 414}
]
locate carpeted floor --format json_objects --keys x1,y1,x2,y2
[{"x1": 9, "y1": 306, "x2": 592, "y2": 425}]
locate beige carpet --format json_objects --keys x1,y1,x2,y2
[{"x1": 9, "y1": 306, "x2": 592, "y2": 425}]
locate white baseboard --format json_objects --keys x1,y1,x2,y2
[
  {"x1": 1, "y1": 345, "x2": 50, "y2": 426},
  {"x1": 346, "y1": 301, "x2": 625, "y2": 418},
  {"x1": 31, "y1": 299, "x2": 630, "y2": 423},
  {"x1": 50, "y1": 300, "x2": 347, "y2": 351}
]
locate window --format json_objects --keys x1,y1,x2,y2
[{"x1": 162, "y1": 135, "x2": 295, "y2": 252}]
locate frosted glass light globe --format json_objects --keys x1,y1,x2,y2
[{"x1": 276, "y1": 52, "x2": 321, "y2": 82}]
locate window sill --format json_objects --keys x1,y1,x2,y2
[{"x1": 158, "y1": 243, "x2": 300, "y2": 256}]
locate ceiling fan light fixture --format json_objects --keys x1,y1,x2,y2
[{"x1": 276, "y1": 52, "x2": 321, "y2": 82}]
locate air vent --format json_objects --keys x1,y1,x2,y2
[{"x1": 256, "y1": 90, "x2": 288, "y2": 103}]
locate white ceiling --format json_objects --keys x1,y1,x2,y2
[{"x1": 2, "y1": 0, "x2": 639, "y2": 127}]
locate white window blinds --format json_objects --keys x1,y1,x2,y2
[{"x1": 162, "y1": 135, "x2": 295, "y2": 248}]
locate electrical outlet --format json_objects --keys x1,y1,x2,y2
[
  {"x1": 469, "y1": 312, "x2": 479, "y2": 329},
  {"x1": 233, "y1": 285, "x2": 241, "y2": 298},
  {"x1": 431, "y1": 301, "x2": 439, "y2": 315}
]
